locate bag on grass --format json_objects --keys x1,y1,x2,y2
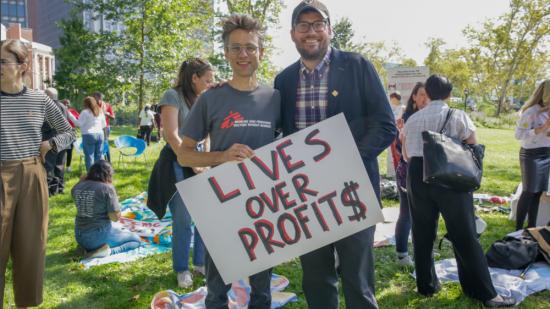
[
  {"x1": 422, "y1": 109, "x2": 485, "y2": 192},
  {"x1": 485, "y1": 236, "x2": 539, "y2": 269},
  {"x1": 525, "y1": 226, "x2": 550, "y2": 264}
]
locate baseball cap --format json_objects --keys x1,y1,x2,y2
[
  {"x1": 291, "y1": 0, "x2": 330, "y2": 27},
  {"x1": 389, "y1": 91, "x2": 402, "y2": 100}
]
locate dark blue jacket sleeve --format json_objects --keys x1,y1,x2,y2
[{"x1": 358, "y1": 59, "x2": 396, "y2": 160}]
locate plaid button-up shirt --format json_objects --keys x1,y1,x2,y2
[{"x1": 295, "y1": 48, "x2": 332, "y2": 130}]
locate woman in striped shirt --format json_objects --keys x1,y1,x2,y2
[{"x1": 1, "y1": 39, "x2": 75, "y2": 308}]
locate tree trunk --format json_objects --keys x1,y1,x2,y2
[{"x1": 137, "y1": 2, "x2": 146, "y2": 124}]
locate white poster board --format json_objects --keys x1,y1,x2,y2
[
  {"x1": 176, "y1": 113, "x2": 384, "y2": 284},
  {"x1": 387, "y1": 66, "x2": 430, "y2": 105}
]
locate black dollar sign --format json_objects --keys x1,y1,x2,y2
[{"x1": 341, "y1": 181, "x2": 367, "y2": 222}]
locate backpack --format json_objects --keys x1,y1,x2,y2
[{"x1": 485, "y1": 236, "x2": 539, "y2": 270}]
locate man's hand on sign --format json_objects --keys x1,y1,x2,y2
[
  {"x1": 192, "y1": 166, "x2": 210, "y2": 174},
  {"x1": 222, "y1": 143, "x2": 254, "y2": 162}
]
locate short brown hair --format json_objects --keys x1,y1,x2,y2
[{"x1": 221, "y1": 14, "x2": 264, "y2": 48}]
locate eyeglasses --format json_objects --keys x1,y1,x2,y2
[
  {"x1": 0, "y1": 59, "x2": 21, "y2": 65},
  {"x1": 227, "y1": 44, "x2": 259, "y2": 55},
  {"x1": 294, "y1": 20, "x2": 328, "y2": 33}
]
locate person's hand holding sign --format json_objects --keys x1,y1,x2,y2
[
  {"x1": 222, "y1": 143, "x2": 255, "y2": 162},
  {"x1": 178, "y1": 137, "x2": 255, "y2": 167}
]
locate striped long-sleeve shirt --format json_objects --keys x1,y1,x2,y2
[{"x1": 1, "y1": 87, "x2": 76, "y2": 161}]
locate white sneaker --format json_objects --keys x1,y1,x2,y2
[
  {"x1": 85, "y1": 244, "x2": 111, "y2": 259},
  {"x1": 397, "y1": 255, "x2": 414, "y2": 267},
  {"x1": 177, "y1": 271, "x2": 193, "y2": 288},
  {"x1": 194, "y1": 265, "x2": 205, "y2": 276}
]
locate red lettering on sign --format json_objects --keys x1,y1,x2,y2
[
  {"x1": 318, "y1": 191, "x2": 343, "y2": 225},
  {"x1": 277, "y1": 213, "x2": 301, "y2": 245},
  {"x1": 276, "y1": 139, "x2": 305, "y2": 173},
  {"x1": 246, "y1": 196, "x2": 264, "y2": 219},
  {"x1": 208, "y1": 176, "x2": 241, "y2": 203},
  {"x1": 291, "y1": 173, "x2": 318, "y2": 203},
  {"x1": 238, "y1": 227, "x2": 259, "y2": 261},
  {"x1": 275, "y1": 181, "x2": 297, "y2": 210},
  {"x1": 255, "y1": 219, "x2": 286, "y2": 254},
  {"x1": 305, "y1": 128, "x2": 331, "y2": 162},
  {"x1": 250, "y1": 151, "x2": 280, "y2": 181},
  {"x1": 238, "y1": 162, "x2": 256, "y2": 190}
]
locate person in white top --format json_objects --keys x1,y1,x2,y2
[
  {"x1": 514, "y1": 79, "x2": 550, "y2": 230},
  {"x1": 402, "y1": 75, "x2": 515, "y2": 308},
  {"x1": 138, "y1": 104, "x2": 156, "y2": 145},
  {"x1": 68, "y1": 96, "x2": 107, "y2": 171}
]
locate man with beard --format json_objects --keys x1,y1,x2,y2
[{"x1": 274, "y1": 1, "x2": 396, "y2": 308}]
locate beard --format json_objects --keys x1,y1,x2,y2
[{"x1": 295, "y1": 40, "x2": 329, "y2": 61}]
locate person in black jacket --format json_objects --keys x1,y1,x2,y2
[
  {"x1": 43, "y1": 87, "x2": 71, "y2": 195},
  {"x1": 274, "y1": 1, "x2": 396, "y2": 308}
]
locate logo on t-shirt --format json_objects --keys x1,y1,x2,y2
[
  {"x1": 221, "y1": 111, "x2": 245, "y2": 129},
  {"x1": 220, "y1": 110, "x2": 274, "y2": 130}
]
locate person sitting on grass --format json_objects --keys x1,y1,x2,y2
[{"x1": 72, "y1": 160, "x2": 142, "y2": 258}]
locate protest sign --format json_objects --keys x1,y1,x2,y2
[
  {"x1": 176, "y1": 113, "x2": 384, "y2": 284},
  {"x1": 387, "y1": 66, "x2": 430, "y2": 104}
]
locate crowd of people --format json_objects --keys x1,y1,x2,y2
[{"x1": 1, "y1": 0, "x2": 549, "y2": 308}]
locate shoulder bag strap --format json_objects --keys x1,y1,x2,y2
[{"x1": 439, "y1": 108, "x2": 455, "y2": 134}]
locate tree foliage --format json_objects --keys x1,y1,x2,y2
[
  {"x1": 57, "y1": 0, "x2": 213, "y2": 113},
  {"x1": 425, "y1": 0, "x2": 549, "y2": 115},
  {"x1": 54, "y1": 15, "x2": 124, "y2": 108},
  {"x1": 330, "y1": 18, "x2": 411, "y2": 85},
  {"x1": 214, "y1": 0, "x2": 285, "y2": 83}
]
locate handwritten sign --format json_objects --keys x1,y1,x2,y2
[
  {"x1": 387, "y1": 66, "x2": 430, "y2": 104},
  {"x1": 176, "y1": 113, "x2": 384, "y2": 283}
]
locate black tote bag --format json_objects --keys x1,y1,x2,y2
[{"x1": 422, "y1": 109, "x2": 484, "y2": 192}]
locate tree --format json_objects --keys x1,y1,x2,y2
[
  {"x1": 63, "y1": 0, "x2": 213, "y2": 112},
  {"x1": 54, "y1": 15, "x2": 124, "y2": 107},
  {"x1": 423, "y1": 38, "x2": 473, "y2": 99},
  {"x1": 331, "y1": 17, "x2": 358, "y2": 51},
  {"x1": 463, "y1": 0, "x2": 549, "y2": 116},
  {"x1": 330, "y1": 18, "x2": 407, "y2": 85},
  {"x1": 216, "y1": 0, "x2": 285, "y2": 83}
]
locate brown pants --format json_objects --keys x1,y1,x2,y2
[{"x1": 1, "y1": 157, "x2": 49, "y2": 307}]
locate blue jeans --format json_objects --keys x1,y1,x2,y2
[
  {"x1": 168, "y1": 160, "x2": 205, "y2": 272},
  {"x1": 395, "y1": 185, "x2": 412, "y2": 254},
  {"x1": 103, "y1": 127, "x2": 111, "y2": 162},
  {"x1": 82, "y1": 133, "x2": 104, "y2": 171},
  {"x1": 75, "y1": 223, "x2": 141, "y2": 255}
]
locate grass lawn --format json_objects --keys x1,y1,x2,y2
[{"x1": 3, "y1": 126, "x2": 550, "y2": 308}]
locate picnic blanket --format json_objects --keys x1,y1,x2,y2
[
  {"x1": 374, "y1": 207, "x2": 401, "y2": 247},
  {"x1": 150, "y1": 274, "x2": 297, "y2": 309},
  {"x1": 413, "y1": 258, "x2": 550, "y2": 305},
  {"x1": 80, "y1": 192, "x2": 174, "y2": 268}
]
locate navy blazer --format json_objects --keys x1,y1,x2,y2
[{"x1": 274, "y1": 48, "x2": 396, "y2": 197}]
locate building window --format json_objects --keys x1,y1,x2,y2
[
  {"x1": 17, "y1": 3, "x2": 25, "y2": 17},
  {"x1": 9, "y1": 3, "x2": 17, "y2": 15}
]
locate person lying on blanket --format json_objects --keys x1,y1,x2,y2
[{"x1": 72, "y1": 160, "x2": 142, "y2": 258}]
